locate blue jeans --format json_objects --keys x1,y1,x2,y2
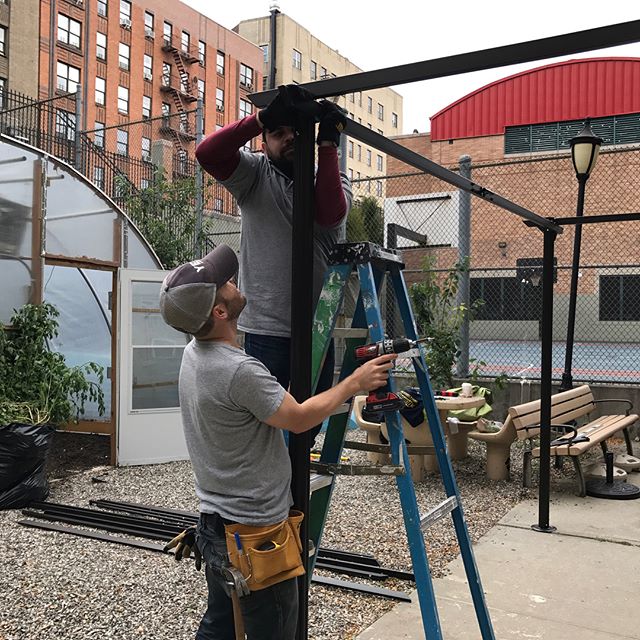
[
  {"x1": 195, "y1": 513, "x2": 298, "y2": 640},
  {"x1": 244, "y1": 333, "x2": 335, "y2": 443}
]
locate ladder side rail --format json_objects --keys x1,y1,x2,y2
[
  {"x1": 358, "y1": 262, "x2": 444, "y2": 640},
  {"x1": 390, "y1": 267, "x2": 496, "y2": 640}
]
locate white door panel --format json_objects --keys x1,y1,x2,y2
[{"x1": 118, "y1": 269, "x2": 189, "y2": 465}]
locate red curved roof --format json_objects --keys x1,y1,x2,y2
[{"x1": 430, "y1": 57, "x2": 640, "y2": 141}]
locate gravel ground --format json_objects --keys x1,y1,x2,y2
[{"x1": 1, "y1": 428, "x2": 629, "y2": 640}]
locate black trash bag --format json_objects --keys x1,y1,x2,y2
[{"x1": 0, "y1": 423, "x2": 55, "y2": 510}]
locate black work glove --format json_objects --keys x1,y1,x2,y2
[
  {"x1": 259, "y1": 85, "x2": 315, "y2": 131},
  {"x1": 163, "y1": 525, "x2": 202, "y2": 571},
  {"x1": 317, "y1": 100, "x2": 347, "y2": 146}
]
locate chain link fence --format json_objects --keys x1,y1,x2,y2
[
  {"x1": 3, "y1": 88, "x2": 639, "y2": 383},
  {"x1": 348, "y1": 147, "x2": 640, "y2": 385}
]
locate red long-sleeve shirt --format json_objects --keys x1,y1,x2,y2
[{"x1": 195, "y1": 114, "x2": 348, "y2": 227}]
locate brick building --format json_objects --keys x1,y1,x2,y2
[
  {"x1": 386, "y1": 58, "x2": 640, "y2": 344},
  {"x1": 37, "y1": 0, "x2": 262, "y2": 176}
]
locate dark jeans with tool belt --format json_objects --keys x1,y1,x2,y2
[{"x1": 196, "y1": 512, "x2": 299, "y2": 640}]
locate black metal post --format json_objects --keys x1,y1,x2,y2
[
  {"x1": 289, "y1": 111, "x2": 316, "y2": 640},
  {"x1": 559, "y1": 175, "x2": 587, "y2": 391},
  {"x1": 532, "y1": 227, "x2": 557, "y2": 533}
]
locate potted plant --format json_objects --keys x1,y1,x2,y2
[{"x1": 0, "y1": 302, "x2": 105, "y2": 509}]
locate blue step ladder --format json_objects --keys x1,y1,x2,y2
[{"x1": 308, "y1": 242, "x2": 495, "y2": 640}]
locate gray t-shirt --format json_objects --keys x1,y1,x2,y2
[
  {"x1": 221, "y1": 151, "x2": 352, "y2": 337},
  {"x1": 179, "y1": 339, "x2": 290, "y2": 526}
]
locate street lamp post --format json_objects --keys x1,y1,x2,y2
[{"x1": 559, "y1": 120, "x2": 602, "y2": 391}]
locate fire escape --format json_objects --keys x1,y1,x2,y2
[{"x1": 160, "y1": 33, "x2": 200, "y2": 167}]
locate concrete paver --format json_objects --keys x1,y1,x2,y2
[{"x1": 357, "y1": 494, "x2": 640, "y2": 639}]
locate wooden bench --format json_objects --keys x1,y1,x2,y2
[{"x1": 469, "y1": 385, "x2": 637, "y2": 495}]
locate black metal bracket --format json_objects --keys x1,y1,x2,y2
[{"x1": 328, "y1": 242, "x2": 404, "y2": 268}]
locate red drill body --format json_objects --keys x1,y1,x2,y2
[{"x1": 355, "y1": 337, "x2": 428, "y2": 412}]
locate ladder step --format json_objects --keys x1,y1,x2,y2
[
  {"x1": 420, "y1": 496, "x2": 458, "y2": 531},
  {"x1": 343, "y1": 440, "x2": 436, "y2": 455},
  {"x1": 332, "y1": 327, "x2": 369, "y2": 338},
  {"x1": 311, "y1": 462, "x2": 405, "y2": 476},
  {"x1": 309, "y1": 472, "x2": 333, "y2": 493}
]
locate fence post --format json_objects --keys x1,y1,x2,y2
[
  {"x1": 195, "y1": 98, "x2": 204, "y2": 257},
  {"x1": 74, "y1": 85, "x2": 84, "y2": 174},
  {"x1": 456, "y1": 154, "x2": 472, "y2": 379}
]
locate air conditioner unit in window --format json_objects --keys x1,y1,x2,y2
[
  {"x1": 120, "y1": 18, "x2": 132, "y2": 29},
  {"x1": 119, "y1": 61, "x2": 129, "y2": 71},
  {"x1": 71, "y1": 0, "x2": 84, "y2": 6},
  {"x1": 145, "y1": 28, "x2": 155, "y2": 39},
  {"x1": 216, "y1": 105, "x2": 224, "y2": 112},
  {"x1": 143, "y1": 71, "x2": 152, "y2": 81},
  {"x1": 142, "y1": 153, "x2": 152, "y2": 163}
]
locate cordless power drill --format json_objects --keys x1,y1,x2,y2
[{"x1": 354, "y1": 337, "x2": 430, "y2": 413}]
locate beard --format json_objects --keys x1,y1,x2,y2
[
  {"x1": 271, "y1": 155, "x2": 294, "y2": 179},
  {"x1": 225, "y1": 292, "x2": 247, "y2": 322}
]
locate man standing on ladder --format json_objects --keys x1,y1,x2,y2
[
  {"x1": 195, "y1": 86, "x2": 351, "y2": 442},
  {"x1": 159, "y1": 244, "x2": 395, "y2": 639}
]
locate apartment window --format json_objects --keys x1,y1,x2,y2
[
  {"x1": 599, "y1": 275, "x2": 640, "y2": 321},
  {"x1": 119, "y1": 0, "x2": 131, "y2": 22},
  {"x1": 366, "y1": 178, "x2": 371, "y2": 193},
  {"x1": 97, "y1": 0, "x2": 107, "y2": 17},
  {"x1": 0, "y1": 78, "x2": 5, "y2": 109},
  {"x1": 349, "y1": 93, "x2": 355, "y2": 103},
  {"x1": 377, "y1": 103, "x2": 384, "y2": 121},
  {"x1": 292, "y1": 49, "x2": 302, "y2": 70},
  {"x1": 143, "y1": 54, "x2": 153, "y2": 80},
  {"x1": 216, "y1": 51, "x2": 225, "y2": 75},
  {"x1": 162, "y1": 62, "x2": 171, "y2": 86},
  {"x1": 181, "y1": 30, "x2": 190, "y2": 53},
  {"x1": 348, "y1": 168, "x2": 353, "y2": 180},
  {"x1": 144, "y1": 11, "x2": 154, "y2": 31},
  {"x1": 142, "y1": 95, "x2": 151, "y2": 118},
  {"x1": 357, "y1": 92, "x2": 362, "y2": 107},
  {"x1": 214, "y1": 198, "x2": 223, "y2": 214},
  {"x1": 96, "y1": 32, "x2": 106, "y2": 60},
  {"x1": 117, "y1": 85, "x2": 129, "y2": 113},
  {"x1": 310, "y1": 60, "x2": 317, "y2": 80},
  {"x1": 216, "y1": 87, "x2": 224, "y2": 111},
  {"x1": 198, "y1": 40, "x2": 206, "y2": 66},
  {"x1": 55, "y1": 110, "x2": 76, "y2": 141},
  {"x1": 367, "y1": 96, "x2": 372, "y2": 114},
  {"x1": 116, "y1": 129, "x2": 128, "y2": 155},
  {"x1": 376, "y1": 154, "x2": 383, "y2": 172},
  {"x1": 94, "y1": 122, "x2": 104, "y2": 148},
  {"x1": 348, "y1": 140, "x2": 354, "y2": 158},
  {"x1": 95, "y1": 77, "x2": 105, "y2": 105},
  {"x1": 260, "y1": 44, "x2": 269, "y2": 64},
  {"x1": 320, "y1": 66, "x2": 327, "y2": 79},
  {"x1": 367, "y1": 122, "x2": 372, "y2": 129},
  {"x1": 376, "y1": 180, "x2": 383, "y2": 197},
  {"x1": 391, "y1": 112, "x2": 398, "y2": 128},
  {"x1": 162, "y1": 102, "x2": 170, "y2": 117},
  {"x1": 356, "y1": 171, "x2": 361, "y2": 180},
  {"x1": 239, "y1": 98, "x2": 252, "y2": 119},
  {"x1": 0, "y1": 27, "x2": 6, "y2": 57},
  {"x1": 94, "y1": 166, "x2": 105, "y2": 191},
  {"x1": 56, "y1": 62, "x2": 80, "y2": 93},
  {"x1": 118, "y1": 43, "x2": 130, "y2": 70},
  {"x1": 140, "y1": 178, "x2": 150, "y2": 190},
  {"x1": 377, "y1": 128, "x2": 383, "y2": 135},
  {"x1": 471, "y1": 277, "x2": 541, "y2": 321},
  {"x1": 366, "y1": 149, "x2": 371, "y2": 167},
  {"x1": 197, "y1": 78, "x2": 205, "y2": 100},
  {"x1": 58, "y1": 14, "x2": 82, "y2": 49},
  {"x1": 141, "y1": 136, "x2": 151, "y2": 161},
  {"x1": 357, "y1": 144, "x2": 361, "y2": 161},
  {"x1": 163, "y1": 21, "x2": 172, "y2": 46},
  {"x1": 240, "y1": 64, "x2": 253, "y2": 88}
]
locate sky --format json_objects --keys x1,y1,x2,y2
[{"x1": 182, "y1": 0, "x2": 640, "y2": 135}]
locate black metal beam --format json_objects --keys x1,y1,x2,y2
[
  {"x1": 387, "y1": 223, "x2": 428, "y2": 247},
  {"x1": 345, "y1": 120, "x2": 562, "y2": 234},
  {"x1": 249, "y1": 20, "x2": 640, "y2": 107},
  {"x1": 550, "y1": 212, "x2": 640, "y2": 225},
  {"x1": 18, "y1": 519, "x2": 411, "y2": 601}
]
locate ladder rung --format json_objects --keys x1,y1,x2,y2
[
  {"x1": 332, "y1": 327, "x2": 369, "y2": 338},
  {"x1": 420, "y1": 496, "x2": 458, "y2": 531},
  {"x1": 311, "y1": 462, "x2": 405, "y2": 476},
  {"x1": 330, "y1": 403, "x2": 351, "y2": 416},
  {"x1": 343, "y1": 440, "x2": 436, "y2": 455},
  {"x1": 310, "y1": 472, "x2": 333, "y2": 493}
]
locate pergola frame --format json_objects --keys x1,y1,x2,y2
[{"x1": 249, "y1": 19, "x2": 640, "y2": 639}]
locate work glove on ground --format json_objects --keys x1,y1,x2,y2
[
  {"x1": 163, "y1": 525, "x2": 202, "y2": 570},
  {"x1": 316, "y1": 99, "x2": 347, "y2": 146}
]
